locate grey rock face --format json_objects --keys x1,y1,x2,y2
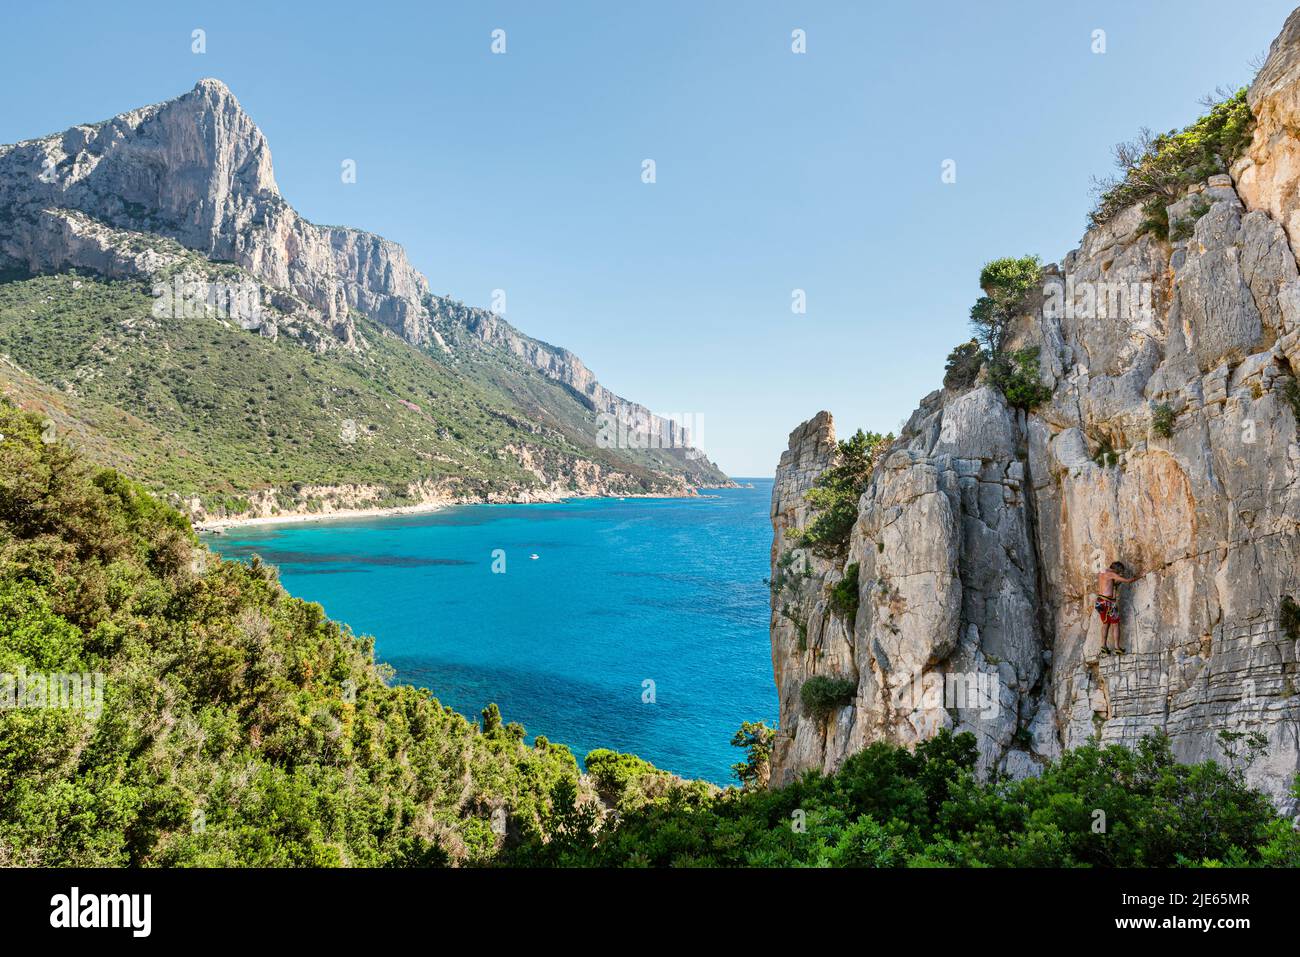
[
  {"x1": 769, "y1": 15, "x2": 1300, "y2": 803},
  {"x1": 0, "y1": 79, "x2": 425, "y2": 345},
  {"x1": 0, "y1": 79, "x2": 728, "y2": 483}
]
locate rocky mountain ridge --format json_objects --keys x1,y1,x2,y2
[
  {"x1": 769, "y1": 9, "x2": 1300, "y2": 809},
  {"x1": 0, "y1": 79, "x2": 728, "y2": 502}
]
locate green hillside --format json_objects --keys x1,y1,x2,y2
[
  {"x1": 0, "y1": 273, "x2": 690, "y2": 515},
  {"x1": 0, "y1": 400, "x2": 590, "y2": 865}
]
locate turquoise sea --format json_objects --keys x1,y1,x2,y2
[{"x1": 205, "y1": 480, "x2": 777, "y2": 784}]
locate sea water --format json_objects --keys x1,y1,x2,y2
[{"x1": 205, "y1": 480, "x2": 777, "y2": 784}]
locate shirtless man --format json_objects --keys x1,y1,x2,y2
[{"x1": 1096, "y1": 561, "x2": 1137, "y2": 654}]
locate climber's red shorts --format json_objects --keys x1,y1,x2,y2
[{"x1": 1094, "y1": 595, "x2": 1120, "y2": 625}]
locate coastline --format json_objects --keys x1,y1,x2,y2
[
  {"x1": 193, "y1": 485, "x2": 735, "y2": 534},
  {"x1": 194, "y1": 498, "x2": 451, "y2": 533}
]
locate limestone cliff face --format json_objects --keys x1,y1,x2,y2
[
  {"x1": 0, "y1": 79, "x2": 727, "y2": 483},
  {"x1": 769, "y1": 15, "x2": 1300, "y2": 808},
  {"x1": 0, "y1": 79, "x2": 427, "y2": 346}
]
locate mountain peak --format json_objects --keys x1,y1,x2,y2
[{"x1": 192, "y1": 76, "x2": 234, "y2": 96}]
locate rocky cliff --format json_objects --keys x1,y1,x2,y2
[
  {"x1": 0, "y1": 79, "x2": 729, "y2": 496},
  {"x1": 769, "y1": 11, "x2": 1300, "y2": 809}
]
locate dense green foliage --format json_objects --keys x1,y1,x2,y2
[
  {"x1": 799, "y1": 675, "x2": 858, "y2": 722},
  {"x1": 0, "y1": 274, "x2": 700, "y2": 515},
  {"x1": 529, "y1": 730, "x2": 1300, "y2": 868},
  {"x1": 943, "y1": 339, "x2": 984, "y2": 391},
  {"x1": 0, "y1": 401, "x2": 585, "y2": 865},
  {"x1": 1091, "y1": 89, "x2": 1254, "y2": 228},
  {"x1": 965, "y1": 256, "x2": 1052, "y2": 410},
  {"x1": 829, "y1": 562, "x2": 860, "y2": 620},
  {"x1": 1152, "y1": 402, "x2": 1176, "y2": 439},
  {"x1": 795, "y1": 430, "x2": 892, "y2": 557},
  {"x1": 970, "y1": 256, "x2": 1042, "y2": 358},
  {"x1": 990, "y1": 347, "x2": 1053, "y2": 411},
  {"x1": 729, "y1": 721, "x2": 776, "y2": 791}
]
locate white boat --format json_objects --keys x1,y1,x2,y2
[{"x1": 530, "y1": 553, "x2": 539, "y2": 560}]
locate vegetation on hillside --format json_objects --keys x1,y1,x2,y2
[
  {"x1": 1090, "y1": 88, "x2": 1254, "y2": 232},
  {"x1": 0, "y1": 401, "x2": 585, "y2": 865},
  {"x1": 0, "y1": 274, "x2": 700, "y2": 517},
  {"x1": 519, "y1": 730, "x2": 1300, "y2": 868}
]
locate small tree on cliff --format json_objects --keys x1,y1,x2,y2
[
  {"x1": 969, "y1": 255, "x2": 1053, "y2": 410},
  {"x1": 796, "y1": 429, "x2": 892, "y2": 557},
  {"x1": 969, "y1": 255, "x2": 1041, "y2": 358},
  {"x1": 730, "y1": 720, "x2": 776, "y2": 790}
]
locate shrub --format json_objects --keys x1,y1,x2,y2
[
  {"x1": 1138, "y1": 196, "x2": 1170, "y2": 240},
  {"x1": 1281, "y1": 375, "x2": 1300, "y2": 427},
  {"x1": 943, "y1": 340, "x2": 984, "y2": 390},
  {"x1": 1281, "y1": 595, "x2": 1300, "y2": 643},
  {"x1": 1090, "y1": 88, "x2": 1254, "y2": 228},
  {"x1": 796, "y1": 430, "x2": 892, "y2": 557},
  {"x1": 989, "y1": 348, "x2": 1053, "y2": 410},
  {"x1": 1152, "y1": 403, "x2": 1175, "y2": 438},
  {"x1": 801, "y1": 674, "x2": 858, "y2": 721},
  {"x1": 730, "y1": 721, "x2": 776, "y2": 790},
  {"x1": 1168, "y1": 196, "x2": 1212, "y2": 241},
  {"x1": 970, "y1": 256, "x2": 1042, "y2": 358},
  {"x1": 829, "y1": 562, "x2": 860, "y2": 620},
  {"x1": 1093, "y1": 435, "x2": 1121, "y2": 468},
  {"x1": 511, "y1": 728, "x2": 1293, "y2": 868}
]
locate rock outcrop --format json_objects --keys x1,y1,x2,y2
[
  {"x1": 0, "y1": 79, "x2": 725, "y2": 485},
  {"x1": 769, "y1": 12, "x2": 1300, "y2": 809}
]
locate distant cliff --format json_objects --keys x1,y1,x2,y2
[
  {"x1": 769, "y1": 9, "x2": 1300, "y2": 810},
  {"x1": 0, "y1": 79, "x2": 729, "y2": 508}
]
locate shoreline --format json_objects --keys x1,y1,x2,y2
[
  {"x1": 193, "y1": 485, "x2": 745, "y2": 534},
  {"x1": 194, "y1": 498, "x2": 451, "y2": 533}
]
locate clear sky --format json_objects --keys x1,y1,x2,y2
[{"x1": 2, "y1": 0, "x2": 1295, "y2": 475}]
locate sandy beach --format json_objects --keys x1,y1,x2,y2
[
  {"x1": 194, "y1": 498, "x2": 451, "y2": 533},
  {"x1": 191, "y1": 486, "x2": 726, "y2": 534}
]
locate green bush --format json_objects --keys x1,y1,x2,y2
[
  {"x1": 1093, "y1": 434, "x2": 1121, "y2": 468},
  {"x1": 801, "y1": 674, "x2": 858, "y2": 721},
  {"x1": 989, "y1": 348, "x2": 1053, "y2": 410},
  {"x1": 1168, "y1": 196, "x2": 1212, "y2": 241},
  {"x1": 1091, "y1": 89, "x2": 1254, "y2": 228},
  {"x1": 943, "y1": 340, "x2": 984, "y2": 390},
  {"x1": 1281, "y1": 595, "x2": 1300, "y2": 643},
  {"x1": 829, "y1": 563, "x2": 860, "y2": 620},
  {"x1": 1281, "y1": 375, "x2": 1300, "y2": 427},
  {"x1": 730, "y1": 721, "x2": 776, "y2": 790},
  {"x1": 970, "y1": 256, "x2": 1042, "y2": 358},
  {"x1": 795, "y1": 430, "x2": 892, "y2": 557},
  {"x1": 1152, "y1": 403, "x2": 1176, "y2": 438},
  {"x1": 519, "y1": 729, "x2": 1296, "y2": 868}
]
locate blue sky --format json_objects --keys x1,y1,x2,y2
[{"x1": 2, "y1": 0, "x2": 1295, "y2": 475}]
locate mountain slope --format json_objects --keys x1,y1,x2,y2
[{"x1": 0, "y1": 80, "x2": 728, "y2": 516}]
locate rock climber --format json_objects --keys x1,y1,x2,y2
[{"x1": 1096, "y1": 560, "x2": 1137, "y2": 655}]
